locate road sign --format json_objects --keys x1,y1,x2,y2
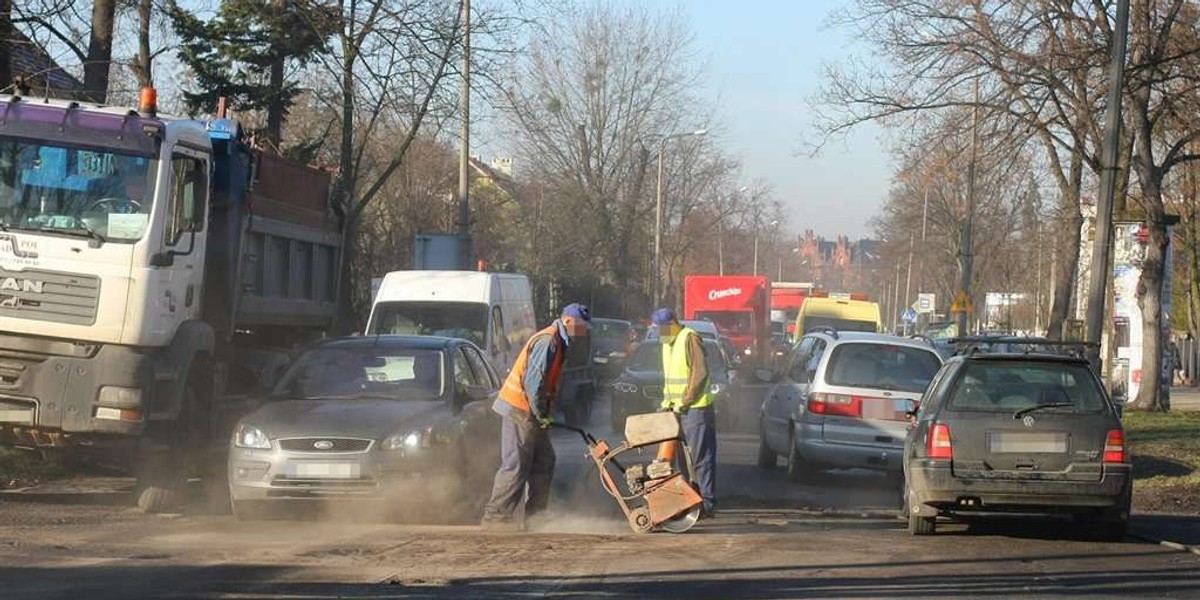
[
  {"x1": 902, "y1": 308, "x2": 919, "y2": 323},
  {"x1": 917, "y1": 293, "x2": 936, "y2": 314},
  {"x1": 950, "y1": 291, "x2": 973, "y2": 314}
]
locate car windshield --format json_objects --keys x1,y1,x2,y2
[
  {"x1": 273, "y1": 347, "x2": 445, "y2": 400},
  {"x1": 803, "y1": 316, "x2": 877, "y2": 333},
  {"x1": 593, "y1": 320, "x2": 631, "y2": 350},
  {"x1": 694, "y1": 311, "x2": 752, "y2": 335},
  {"x1": 369, "y1": 301, "x2": 488, "y2": 347},
  {"x1": 0, "y1": 137, "x2": 156, "y2": 242},
  {"x1": 946, "y1": 361, "x2": 1107, "y2": 413},
  {"x1": 825, "y1": 343, "x2": 941, "y2": 393}
]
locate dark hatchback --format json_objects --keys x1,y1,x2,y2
[
  {"x1": 610, "y1": 340, "x2": 743, "y2": 432},
  {"x1": 227, "y1": 335, "x2": 502, "y2": 521},
  {"x1": 591, "y1": 318, "x2": 635, "y2": 380},
  {"x1": 903, "y1": 352, "x2": 1131, "y2": 540}
]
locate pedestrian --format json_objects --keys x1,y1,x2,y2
[
  {"x1": 651, "y1": 308, "x2": 717, "y2": 519},
  {"x1": 1169, "y1": 335, "x2": 1184, "y2": 386},
  {"x1": 481, "y1": 303, "x2": 591, "y2": 530}
]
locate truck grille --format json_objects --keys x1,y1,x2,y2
[
  {"x1": 0, "y1": 268, "x2": 100, "y2": 326},
  {"x1": 278, "y1": 438, "x2": 372, "y2": 453}
]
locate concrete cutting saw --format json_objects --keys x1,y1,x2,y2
[{"x1": 556, "y1": 411, "x2": 703, "y2": 534}]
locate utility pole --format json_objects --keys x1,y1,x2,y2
[
  {"x1": 457, "y1": 0, "x2": 472, "y2": 270},
  {"x1": 1085, "y1": 0, "x2": 1131, "y2": 365},
  {"x1": 956, "y1": 79, "x2": 980, "y2": 336},
  {"x1": 718, "y1": 218, "x2": 724, "y2": 276},
  {"x1": 903, "y1": 231, "x2": 914, "y2": 334}
]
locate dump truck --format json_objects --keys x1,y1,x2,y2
[{"x1": 0, "y1": 90, "x2": 342, "y2": 511}]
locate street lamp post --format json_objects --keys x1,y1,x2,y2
[
  {"x1": 654, "y1": 129, "x2": 707, "y2": 309},
  {"x1": 753, "y1": 218, "x2": 779, "y2": 276}
]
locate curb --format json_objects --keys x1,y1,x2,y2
[{"x1": 1128, "y1": 531, "x2": 1200, "y2": 556}]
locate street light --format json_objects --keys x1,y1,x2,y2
[
  {"x1": 654, "y1": 128, "x2": 708, "y2": 309},
  {"x1": 753, "y1": 219, "x2": 779, "y2": 276},
  {"x1": 718, "y1": 186, "x2": 748, "y2": 276}
]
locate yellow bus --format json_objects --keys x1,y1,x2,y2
[{"x1": 792, "y1": 297, "x2": 881, "y2": 342}]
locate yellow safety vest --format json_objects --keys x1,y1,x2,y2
[{"x1": 661, "y1": 328, "x2": 714, "y2": 410}]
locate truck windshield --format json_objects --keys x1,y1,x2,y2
[
  {"x1": 369, "y1": 301, "x2": 488, "y2": 348},
  {"x1": 0, "y1": 137, "x2": 155, "y2": 242},
  {"x1": 694, "y1": 311, "x2": 753, "y2": 335}
]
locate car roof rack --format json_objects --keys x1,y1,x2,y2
[
  {"x1": 948, "y1": 336, "x2": 1098, "y2": 358},
  {"x1": 813, "y1": 326, "x2": 839, "y2": 339},
  {"x1": 908, "y1": 334, "x2": 937, "y2": 348}
]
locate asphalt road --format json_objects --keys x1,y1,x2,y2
[{"x1": 1, "y1": 387, "x2": 1198, "y2": 600}]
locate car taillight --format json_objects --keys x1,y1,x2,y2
[
  {"x1": 927, "y1": 423, "x2": 953, "y2": 460},
  {"x1": 807, "y1": 393, "x2": 862, "y2": 418},
  {"x1": 1103, "y1": 429, "x2": 1127, "y2": 463}
]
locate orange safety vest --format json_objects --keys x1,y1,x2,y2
[{"x1": 498, "y1": 324, "x2": 567, "y2": 414}]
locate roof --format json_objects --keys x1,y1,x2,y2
[
  {"x1": 318, "y1": 335, "x2": 463, "y2": 350},
  {"x1": 951, "y1": 352, "x2": 1090, "y2": 365},
  {"x1": 806, "y1": 330, "x2": 942, "y2": 351},
  {"x1": 7, "y1": 29, "x2": 86, "y2": 99}
]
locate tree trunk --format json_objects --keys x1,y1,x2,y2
[
  {"x1": 85, "y1": 0, "x2": 117, "y2": 103},
  {"x1": 1046, "y1": 209, "x2": 1084, "y2": 340},
  {"x1": 332, "y1": 25, "x2": 358, "y2": 335},
  {"x1": 264, "y1": 0, "x2": 287, "y2": 149},
  {"x1": 131, "y1": 0, "x2": 153, "y2": 88},
  {"x1": 1132, "y1": 200, "x2": 1170, "y2": 412},
  {"x1": 0, "y1": 0, "x2": 12, "y2": 93}
]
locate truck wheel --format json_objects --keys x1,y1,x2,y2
[{"x1": 135, "y1": 361, "x2": 210, "y2": 514}]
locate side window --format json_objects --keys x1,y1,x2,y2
[
  {"x1": 491, "y1": 306, "x2": 510, "y2": 353},
  {"x1": 453, "y1": 348, "x2": 476, "y2": 392},
  {"x1": 807, "y1": 340, "x2": 828, "y2": 378},
  {"x1": 465, "y1": 346, "x2": 498, "y2": 389},
  {"x1": 165, "y1": 154, "x2": 208, "y2": 246},
  {"x1": 788, "y1": 338, "x2": 816, "y2": 382},
  {"x1": 918, "y1": 365, "x2": 956, "y2": 420}
]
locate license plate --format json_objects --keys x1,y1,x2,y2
[
  {"x1": 289, "y1": 462, "x2": 361, "y2": 479},
  {"x1": 594, "y1": 357, "x2": 609, "y2": 364},
  {"x1": 988, "y1": 432, "x2": 1068, "y2": 454}
]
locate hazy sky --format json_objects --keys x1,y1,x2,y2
[{"x1": 683, "y1": 0, "x2": 891, "y2": 239}]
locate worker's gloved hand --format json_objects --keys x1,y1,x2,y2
[
  {"x1": 675, "y1": 405, "x2": 691, "y2": 415},
  {"x1": 658, "y1": 405, "x2": 673, "y2": 413},
  {"x1": 538, "y1": 416, "x2": 554, "y2": 429}
]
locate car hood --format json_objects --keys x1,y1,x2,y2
[{"x1": 242, "y1": 398, "x2": 450, "y2": 440}]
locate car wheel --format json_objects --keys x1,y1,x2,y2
[
  {"x1": 232, "y1": 499, "x2": 268, "y2": 521},
  {"x1": 908, "y1": 511, "x2": 936, "y2": 535},
  {"x1": 785, "y1": 428, "x2": 811, "y2": 483},
  {"x1": 756, "y1": 433, "x2": 777, "y2": 469}
]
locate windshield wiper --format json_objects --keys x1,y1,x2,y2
[
  {"x1": 1013, "y1": 403, "x2": 1074, "y2": 419},
  {"x1": 38, "y1": 224, "x2": 106, "y2": 246}
]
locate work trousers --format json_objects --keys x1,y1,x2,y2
[
  {"x1": 482, "y1": 414, "x2": 556, "y2": 522},
  {"x1": 682, "y1": 406, "x2": 717, "y2": 509}
]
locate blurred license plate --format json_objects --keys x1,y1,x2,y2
[
  {"x1": 594, "y1": 356, "x2": 608, "y2": 364},
  {"x1": 862, "y1": 398, "x2": 916, "y2": 421},
  {"x1": 988, "y1": 432, "x2": 1068, "y2": 454},
  {"x1": 290, "y1": 462, "x2": 360, "y2": 479}
]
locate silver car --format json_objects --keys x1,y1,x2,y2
[
  {"x1": 757, "y1": 331, "x2": 943, "y2": 481},
  {"x1": 227, "y1": 335, "x2": 502, "y2": 520}
]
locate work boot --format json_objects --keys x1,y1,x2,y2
[
  {"x1": 700, "y1": 504, "x2": 716, "y2": 520},
  {"x1": 480, "y1": 517, "x2": 523, "y2": 533}
]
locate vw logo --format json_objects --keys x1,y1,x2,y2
[
  {"x1": 313, "y1": 440, "x2": 334, "y2": 450},
  {"x1": 1022, "y1": 415, "x2": 1036, "y2": 428}
]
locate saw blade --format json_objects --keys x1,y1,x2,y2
[{"x1": 659, "y1": 505, "x2": 701, "y2": 533}]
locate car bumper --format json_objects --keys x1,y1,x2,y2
[
  {"x1": 228, "y1": 446, "x2": 452, "y2": 500},
  {"x1": 907, "y1": 459, "x2": 1132, "y2": 512},
  {"x1": 797, "y1": 422, "x2": 904, "y2": 473}
]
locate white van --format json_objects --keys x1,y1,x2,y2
[{"x1": 366, "y1": 271, "x2": 536, "y2": 374}]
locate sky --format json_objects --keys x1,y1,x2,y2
[{"x1": 682, "y1": 0, "x2": 892, "y2": 239}]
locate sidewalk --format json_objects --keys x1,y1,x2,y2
[{"x1": 1171, "y1": 387, "x2": 1200, "y2": 412}]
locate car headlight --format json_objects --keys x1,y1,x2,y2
[
  {"x1": 382, "y1": 428, "x2": 435, "y2": 452},
  {"x1": 710, "y1": 383, "x2": 727, "y2": 395},
  {"x1": 234, "y1": 424, "x2": 271, "y2": 449},
  {"x1": 743, "y1": 347, "x2": 753, "y2": 355},
  {"x1": 613, "y1": 382, "x2": 638, "y2": 394}
]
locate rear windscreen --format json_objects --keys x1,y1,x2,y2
[
  {"x1": 946, "y1": 361, "x2": 1106, "y2": 413},
  {"x1": 802, "y1": 316, "x2": 877, "y2": 333},
  {"x1": 824, "y1": 343, "x2": 941, "y2": 393}
]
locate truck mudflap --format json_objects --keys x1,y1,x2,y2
[{"x1": 0, "y1": 339, "x2": 158, "y2": 438}]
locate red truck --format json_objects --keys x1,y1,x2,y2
[
  {"x1": 769, "y1": 282, "x2": 815, "y2": 336},
  {"x1": 683, "y1": 275, "x2": 770, "y2": 369}
]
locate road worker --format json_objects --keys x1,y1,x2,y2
[
  {"x1": 652, "y1": 308, "x2": 717, "y2": 519},
  {"x1": 481, "y1": 303, "x2": 592, "y2": 530}
]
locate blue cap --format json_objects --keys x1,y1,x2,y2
[
  {"x1": 561, "y1": 303, "x2": 591, "y2": 323},
  {"x1": 650, "y1": 308, "x2": 677, "y2": 326}
]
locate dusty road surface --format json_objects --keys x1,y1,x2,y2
[{"x1": 3, "y1": 391, "x2": 1200, "y2": 599}]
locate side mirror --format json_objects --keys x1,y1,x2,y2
[{"x1": 149, "y1": 252, "x2": 174, "y2": 267}]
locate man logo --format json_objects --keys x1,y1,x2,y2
[
  {"x1": 0, "y1": 277, "x2": 44, "y2": 294},
  {"x1": 313, "y1": 440, "x2": 335, "y2": 450}
]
